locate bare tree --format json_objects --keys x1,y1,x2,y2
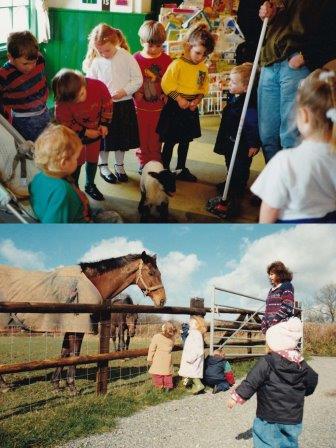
[{"x1": 315, "y1": 284, "x2": 336, "y2": 322}]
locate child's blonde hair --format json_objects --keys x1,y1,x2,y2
[
  {"x1": 138, "y1": 20, "x2": 166, "y2": 45},
  {"x1": 161, "y1": 321, "x2": 177, "y2": 339},
  {"x1": 230, "y1": 62, "x2": 253, "y2": 87},
  {"x1": 83, "y1": 23, "x2": 130, "y2": 72},
  {"x1": 52, "y1": 69, "x2": 86, "y2": 103},
  {"x1": 296, "y1": 69, "x2": 336, "y2": 152},
  {"x1": 213, "y1": 348, "x2": 226, "y2": 357},
  {"x1": 34, "y1": 124, "x2": 82, "y2": 176},
  {"x1": 190, "y1": 315, "x2": 207, "y2": 335},
  {"x1": 185, "y1": 24, "x2": 216, "y2": 57}
]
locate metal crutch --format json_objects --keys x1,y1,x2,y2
[{"x1": 207, "y1": 17, "x2": 269, "y2": 218}]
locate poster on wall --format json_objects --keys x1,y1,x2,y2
[
  {"x1": 110, "y1": 0, "x2": 133, "y2": 12},
  {"x1": 102, "y1": 0, "x2": 110, "y2": 10}
]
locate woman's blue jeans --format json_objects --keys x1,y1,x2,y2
[
  {"x1": 258, "y1": 61, "x2": 310, "y2": 163},
  {"x1": 253, "y1": 417, "x2": 302, "y2": 448}
]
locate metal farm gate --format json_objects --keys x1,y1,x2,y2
[
  {"x1": 209, "y1": 286, "x2": 266, "y2": 358},
  {"x1": 209, "y1": 286, "x2": 303, "y2": 357}
]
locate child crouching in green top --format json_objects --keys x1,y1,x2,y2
[{"x1": 29, "y1": 124, "x2": 122, "y2": 223}]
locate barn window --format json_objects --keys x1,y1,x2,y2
[{"x1": 0, "y1": 0, "x2": 31, "y2": 45}]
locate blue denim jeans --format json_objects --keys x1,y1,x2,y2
[
  {"x1": 258, "y1": 61, "x2": 310, "y2": 162},
  {"x1": 12, "y1": 108, "x2": 50, "y2": 142},
  {"x1": 253, "y1": 417, "x2": 302, "y2": 448}
]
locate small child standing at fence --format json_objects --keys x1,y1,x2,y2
[
  {"x1": 133, "y1": 20, "x2": 172, "y2": 173},
  {"x1": 210, "y1": 62, "x2": 260, "y2": 218},
  {"x1": 83, "y1": 23, "x2": 143, "y2": 184},
  {"x1": 179, "y1": 315, "x2": 207, "y2": 394},
  {"x1": 157, "y1": 24, "x2": 216, "y2": 182},
  {"x1": 203, "y1": 348, "x2": 235, "y2": 394},
  {"x1": 227, "y1": 317, "x2": 318, "y2": 448},
  {"x1": 52, "y1": 69, "x2": 113, "y2": 201},
  {"x1": 261, "y1": 261, "x2": 294, "y2": 335},
  {"x1": 0, "y1": 31, "x2": 50, "y2": 141},
  {"x1": 147, "y1": 322, "x2": 177, "y2": 391}
]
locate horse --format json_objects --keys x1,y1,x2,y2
[
  {"x1": 110, "y1": 293, "x2": 138, "y2": 351},
  {"x1": 0, "y1": 251, "x2": 165, "y2": 395}
]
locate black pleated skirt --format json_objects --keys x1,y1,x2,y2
[
  {"x1": 103, "y1": 99, "x2": 140, "y2": 151},
  {"x1": 156, "y1": 97, "x2": 201, "y2": 143}
]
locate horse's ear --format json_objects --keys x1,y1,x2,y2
[{"x1": 141, "y1": 251, "x2": 149, "y2": 262}]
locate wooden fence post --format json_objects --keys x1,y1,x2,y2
[
  {"x1": 190, "y1": 297, "x2": 205, "y2": 313},
  {"x1": 96, "y1": 302, "x2": 111, "y2": 395},
  {"x1": 247, "y1": 313, "x2": 252, "y2": 355}
]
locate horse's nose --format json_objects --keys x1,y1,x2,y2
[{"x1": 160, "y1": 298, "x2": 166, "y2": 306}]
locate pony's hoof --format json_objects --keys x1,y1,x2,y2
[
  {"x1": 67, "y1": 385, "x2": 80, "y2": 396},
  {"x1": 51, "y1": 381, "x2": 64, "y2": 394},
  {"x1": 1, "y1": 385, "x2": 12, "y2": 393}
]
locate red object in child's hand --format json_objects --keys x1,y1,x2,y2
[{"x1": 225, "y1": 371, "x2": 235, "y2": 386}]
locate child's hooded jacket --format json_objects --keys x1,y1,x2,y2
[{"x1": 235, "y1": 352, "x2": 318, "y2": 424}]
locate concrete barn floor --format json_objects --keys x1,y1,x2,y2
[{"x1": 80, "y1": 115, "x2": 265, "y2": 224}]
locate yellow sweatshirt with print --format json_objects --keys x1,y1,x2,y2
[{"x1": 161, "y1": 57, "x2": 209, "y2": 101}]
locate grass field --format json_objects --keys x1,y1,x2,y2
[
  {"x1": 0, "y1": 329, "x2": 258, "y2": 448},
  {"x1": 1, "y1": 322, "x2": 332, "y2": 448}
]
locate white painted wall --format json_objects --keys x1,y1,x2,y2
[
  {"x1": 48, "y1": 0, "x2": 102, "y2": 11},
  {"x1": 48, "y1": 0, "x2": 151, "y2": 13}
]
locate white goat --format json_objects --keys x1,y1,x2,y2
[{"x1": 139, "y1": 161, "x2": 179, "y2": 222}]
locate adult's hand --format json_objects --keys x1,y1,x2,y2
[{"x1": 288, "y1": 53, "x2": 305, "y2": 69}]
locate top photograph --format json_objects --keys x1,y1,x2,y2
[{"x1": 0, "y1": 0, "x2": 335, "y2": 224}]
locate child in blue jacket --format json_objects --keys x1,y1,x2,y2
[{"x1": 203, "y1": 349, "x2": 235, "y2": 394}]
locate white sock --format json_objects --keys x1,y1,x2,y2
[
  {"x1": 98, "y1": 152, "x2": 112, "y2": 176},
  {"x1": 114, "y1": 151, "x2": 125, "y2": 174}
]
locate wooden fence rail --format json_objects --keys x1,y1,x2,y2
[
  {"x1": 0, "y1": 297, "x2": 269, "y2": 395},
  {"x1": 0, "y1": 298, "x2": 207, "y2": 395},
  {"x1": 0, "y1": 302, "x2": 206, "y2": 315}
]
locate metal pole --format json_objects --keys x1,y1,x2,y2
[
  {"x1": 222, "y1": 18, "x2": 269, "y2": 202},
  {"x1": 210, "y1": 286, "x2": 216, "y2": 355},
  {"x1": 6, "y1": 203, "x2": 29, "y2": 224}
]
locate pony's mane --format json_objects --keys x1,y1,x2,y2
[{"x1": 79, "y1": 253, "x2": 156, "y2": 276}]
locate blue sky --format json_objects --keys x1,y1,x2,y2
[
  {"x1": 1, "y1": 224, "x2": 335, "y2": 312},
  {"x1": 0, "y1": 224, "x2": 288, "y2": 269}
]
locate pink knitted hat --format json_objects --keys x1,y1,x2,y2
[{"x1": 266, "y1": 317, "x2": 303, "y2": 352}]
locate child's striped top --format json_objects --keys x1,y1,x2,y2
[{"x1": 0, "y1": 53, "x2": 48, "y2": 118}]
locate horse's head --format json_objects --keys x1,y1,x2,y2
[
  {"x1": 126, "y1": 312, "x2": 138, "y2": 337},
  {"x1": 135, "y1": 251, "x2": 166, "y2": 307}
]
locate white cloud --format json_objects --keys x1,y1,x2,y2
[
  {"x1": 225, "y1": 259, "x2": 238, "y2": 270},
  {"x1": 0, "y1": 239, "x2": 46, "y2": 270},
  {"x1": 205, "y1": 225, "x2": 336, "y2": 310},
  {"x1": 79, "y1": 237, "x2": 150, "y2": 262},
  {"x1": 159, "y1": 251, "x2": 202, "y2": 297}
]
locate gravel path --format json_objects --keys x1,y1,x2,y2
[{"x1": 60, "y1": 357, "x2": 335, "y2": 448}]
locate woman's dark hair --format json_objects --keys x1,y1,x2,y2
[{"x1": 267, "y1": 261, "x2": 293, "y2": 282}]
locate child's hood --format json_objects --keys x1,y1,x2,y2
[
  {"x1": 265, "y1": 352, "x2": 307, "y2": 386},
  {"x1": 205, "y1": 355, "x2": 225, "y2": 367}
]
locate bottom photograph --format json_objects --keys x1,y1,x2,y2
[{"x1": 0, "y1": 224, "x2": 335, "y2": 448}]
